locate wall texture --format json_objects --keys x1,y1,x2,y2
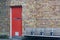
[
  {"x1": 0, "y1": 0, "x2": 60, "y2": 35},
  {"x1": 23, "y1": 0, "x2": 60, "y2": 28},
  {"x1": 0, "y1": 0, "x2": 10, "y2": 35},
  {"x1": 10, "y1": 0, "x2": 60, "y2": 28}
]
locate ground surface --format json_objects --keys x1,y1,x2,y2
[{"x1": 0, "y1": 36, "x2": 60, "y2": 40}]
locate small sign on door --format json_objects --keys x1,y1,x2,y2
[{"x1": 15, "y1": 32, "x2": 19, "y2": 36}]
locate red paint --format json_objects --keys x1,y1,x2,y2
[{"x1": 11, "y1": 6, "x2": 22, "y2": 36}]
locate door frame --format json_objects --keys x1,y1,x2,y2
[{"x1": 10, "y1": 6, "x2": 22, "y2": 38}]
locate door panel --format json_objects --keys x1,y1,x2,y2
[
  {"x1": 12, "y1": 6, "x2": 22, "y2": 18},
  {"x1": 12, "y1": 6, "x2": 22, "y2": 36}
]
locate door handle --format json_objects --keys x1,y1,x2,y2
[{"x1": 14, "y1": 18, "x2": 22, "y2": 20}]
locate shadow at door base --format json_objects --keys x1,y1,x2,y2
[{"x1": 22, "y1": 36, "x2": 60, "y2": 40}]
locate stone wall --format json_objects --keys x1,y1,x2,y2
[
  {"x1": 23, "y1": 0, "x2": 60, "y2": 28},
  {"x1": 10, "y1": 0, "x2": 60, "y2": 29},
  {"x1": 0, "y1": 0, "x2": 59, "y2": 35},
  {"x1": 0, "y1": 0, "x2": 10, "y2": 35}
]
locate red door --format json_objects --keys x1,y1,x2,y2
[{"x1": 11, "y1": 6, "x2": 22, "y2": 37}]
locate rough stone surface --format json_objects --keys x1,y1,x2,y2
[
  {"x1": 1, "y1": 0, "x2": 60, "y2": 35},
  {"x1": 0, "y1": 0, "x2": 10, "y2": 35},
  {"x1": 22, "y1": 0, "x2": 60, "y2": 28}
]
